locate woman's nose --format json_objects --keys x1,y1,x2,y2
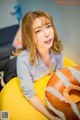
[{"x1": 43, "y1": 29, "x2": 50, "y2": 37}]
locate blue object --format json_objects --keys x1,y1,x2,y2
[{"x1": 14, "y1": 4, "x2": 22, "y2": 20}]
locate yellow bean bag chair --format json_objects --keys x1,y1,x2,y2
[
  {"x1": 0, "y1": 92, "x2": 1, "y2": 109},
  {"x1": 0, "y1": 57, "x2": 77, "y2": 120}
]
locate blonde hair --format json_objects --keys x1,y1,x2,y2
[{"x1": 14, "y1": 10, "x2": 63, "y2": 64}]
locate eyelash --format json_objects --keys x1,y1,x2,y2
[
  {"x1": 47, "y1": 24, "x2": 52, "y2": 28},
  {"x1": 36, "y1": 30, "x2": 41, "y2": 33}
]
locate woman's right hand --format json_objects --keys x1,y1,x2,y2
[
  {"x1": 54, "y1": 117, "x2": 62, "y2": 120},
  {"x1": 49, "y1": 115, "x2": 62, "y2": 120}
]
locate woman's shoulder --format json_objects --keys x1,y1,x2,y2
[
  {"x1": 53, "y1": 51, "x2": 63, "y2": 60},
  {"x1": 17, "y1": 50, "x2": 29, "y2": 62}
]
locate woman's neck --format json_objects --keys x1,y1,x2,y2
[
  {"x1": 37, "y1": 48, "x2": 51, "y2": 67},
  {"x1": 38, "y1": 48, "x2": 50, "y2": 59}
]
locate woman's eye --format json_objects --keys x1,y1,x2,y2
[
  {"x1": 36, "y1": 30, "x2": 41, "y2": 33},
  {"x1": 47, "y1": 24, "x2": 52, "y2": 28}
]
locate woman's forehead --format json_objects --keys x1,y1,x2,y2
[{"x1": 33, "y1": 17, "x2": 51, "y2": 29}]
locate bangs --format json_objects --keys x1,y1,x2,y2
[{"x1": 39, "y1": 17, "x2": 51, "y2": 26}]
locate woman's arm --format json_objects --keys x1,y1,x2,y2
[
  {"x1": 29, "y1": 95, "x2": 61, "y2": 120},
  {"x1": 17, "y1": 54, "x2": 61, "y2": 120}
]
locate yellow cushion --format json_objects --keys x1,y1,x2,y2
[
  {"x1": 63, "y1": 56, "x2": 77, "y2": 67},
  {"x1": 0, "y1": 92, "x2": 1, "y2": 110},
  {"x1": 0, "y1": 57, "x2": 77, "y2": 120},
  {"x1": 1, "y1": 75, "x2": 53, "y2": 120}
]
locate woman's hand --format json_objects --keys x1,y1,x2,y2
[
  {"x1": 54, "y1": 117, "x2": 62, "y2": 120},
  {"x1": 49, "y1": 115, "x2": 62, "y2": 120},
  {"x1": 29, "y1": 95, "x2": 62, "y2": 120}
]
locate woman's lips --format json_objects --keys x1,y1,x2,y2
[{"x1": 44, "y1": 39, "x2": 52, "y2": 44}]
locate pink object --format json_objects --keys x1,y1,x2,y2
[{"x1": 12, "y1": 27, "x2": 22, "y2": 49}]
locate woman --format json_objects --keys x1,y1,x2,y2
[{"x1": 17, "y1": 10, "x2": 64, "y2": 120}]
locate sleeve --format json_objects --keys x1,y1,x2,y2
[
  {"x1": 55, "y1": 52, "x2": 64, "y2": 71},
  {"x1": 17, "y1": 57, "x2": 36, "y2": 100}
]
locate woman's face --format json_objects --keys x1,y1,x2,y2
[{"x1": 32, "y1": 17, "x2": 54, "y2": 50}]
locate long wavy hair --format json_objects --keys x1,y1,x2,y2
[{"x1": 14, "y1": 10, "x2": 63, "y2": 64}]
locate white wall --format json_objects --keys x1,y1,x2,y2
[{"x1": 0, "y1": 0, "x2": 18, "y2": 28}]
